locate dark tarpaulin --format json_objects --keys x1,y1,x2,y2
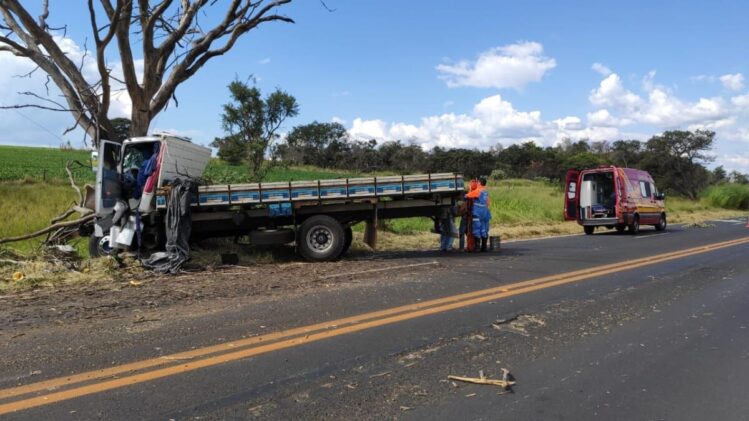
[{"x1": 141, "y1": 178, "x2": 198, "y2": 274}]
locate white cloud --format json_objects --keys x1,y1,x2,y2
[
  {"x1": 436, "y1": 41, "x2": 556, "y2": 90},
  {"x1": 722, "y1": 153, "x2": 749, "y2": 173},
  {"x1": 259, "y1": 58, "x2": 271, "y2": 65},
  {"x1": 731, "y1": 92, "x2": 749, "y2": 108},
  {"x1": 348, "y1": 94, "x2": 612, "y2": 150},
  {"x1": 589, "y1": 72, "x2": 733, "y2": 129},
  {"x1": 720, "y1": 73, "x2": 744, "y2": 91},
  {"x1": 589, "y1": 73, "x2": 643, "y2": 112},
  {"x1": 331, "y1": 116, "x2": 346, "y2": 125},
  {"x1": 591, "y1": 62, "x2": 612, "y2": 76}
]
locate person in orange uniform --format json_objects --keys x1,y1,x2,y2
[
  {"x1": 463, "y1": 179, "x2": 478, "y2": 252},
  {"x1": 465, "y1": 177, "x2": 491, "y2": 252}
]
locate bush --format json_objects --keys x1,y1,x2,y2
[
  {"x1": 702, "y1": 184, "x2": 749, "y2": 210},
  {"x1": 489, "y1": 169, "x2": 507, "y2": 181}
]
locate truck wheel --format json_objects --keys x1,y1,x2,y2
[
  {"x1": 297, "y1": 215, "x2": 346, "y2": 262},
  {"x1": 342, "y1": 226, "x2": 353, "y2": 256},
  {"x1": 250, "y1": 228, "x2": 295, "y2": 246},
  {"x1": 655, "y1": 214, "x2": 667, "y2": 231},
  {"x1": 583, "y1": 226, "x2": 595, "y2": 235},
  {"x1": 615, "y1": 224, "x2": 626, "y2": 233},
  {"x1": 88, "y1": 235, "x2": 113, "y2": 258},
  {"x1": 629, "y1": 215, "x2": 640, "y2": 235}
]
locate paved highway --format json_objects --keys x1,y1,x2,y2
[{"x1": 1, "y1": 220, "x2": 748, "y2": 420}]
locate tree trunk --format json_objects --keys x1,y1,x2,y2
[{"x1": 130, "y1": 108, "x2": 151, "y2": 137}]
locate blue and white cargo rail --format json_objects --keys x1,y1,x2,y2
[
  {"x1": 156, "y1": 173, "x2": 464, "y2": 207},
  {"x1": 90, "y1": 134, "x2": 465, "y2": 262}
]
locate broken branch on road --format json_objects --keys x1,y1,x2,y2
[{"x1": 448, "y1": 368, "x2": 516, "y2": 390}]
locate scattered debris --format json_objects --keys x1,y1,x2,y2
[
  {"x1": 400, "y1": 406, "x2": 412, "y2": 411},
  {"x1": 684, "y1": 222, "x2": 715, "y2": 229},
  {"x1": 491, "y1": 314, "x2": 545, "y2": 336},
  {"x1": 369, "y1": 371, "x2": 391, "y2": 379},
  {"x1": 129, "y1": 280, "x2": 143, "y2": 287},
  {"x1": 448, "y1": 368, "x2": 516, "y2": 390},
  {"x1": 12, "y1": 271, "x2": 24, "y2": 282},
  {"x1": 465, "y1": 393, "x2": 477, "y2": 398}
]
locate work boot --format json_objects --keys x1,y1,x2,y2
[{"x1": 480, "y1": 237, "x2": 488, "y2": 252}]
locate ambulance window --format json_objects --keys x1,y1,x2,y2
[
  {"x1": 639, "y1": 181, "x2": 651, "y2": 198},
  {"x1": 567, "y1": 181, "x2": 577, "y2": 199}
]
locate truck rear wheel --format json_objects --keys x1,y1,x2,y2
[
  {"x1": 583, "y1": 226, "x2": 595, "y2": 235},
  {"x1": 297, "y1": 215, "x2": 346, "y2": 262}
]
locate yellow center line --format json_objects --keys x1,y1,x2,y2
[{"x1": 1, "y1": 236, "x2": 747, "y2": 415}]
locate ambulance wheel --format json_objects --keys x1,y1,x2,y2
[
  {"x1": 629, "y1": 215, "x2": 640, "y2": 235},
  {"x1": 88, "y1": 235, "x2": 114, "y2": 258},
  {"x1": 297, "y1": 215, "x2": 346, "y2": 262},
  {"x1": 655, "y1": 214, "x2": 667, "y2": 231},
  {"x1": 584, "y1": 226, "x2": 595, "y2": 235},
  {"x1": 615, "y1": 224, "x2": 626, "y2": 233}
]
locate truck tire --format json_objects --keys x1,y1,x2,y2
[
  {"x1": 250, "y1": 228, "x2": 295, "y2": 246},
  {"x1": 88, "y1": 235, "x2": 113, "y2": 258},
  {"x1": 615, "y1": 224, "x2": 626, "y2": 233},
  {"x1": 655, "y1": 213, "x2": 667, "y2": 231},
  {"x1": 297, "y1": 215, "x2": 346, "y2": 262},
  {"x1": 629, "y1": 215, "x2": 640, "y2": 235},
  {"x1": 583, "y1": 226, "x2": 595, "y2": 235}
]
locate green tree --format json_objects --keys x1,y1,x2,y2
[
  {"x1": 643, "y1": 130, "x2": 715, "y2": 199},
  {"x1": 109, "y1": 118, "x2": 132, "y2": 141},
  {"x1": 279, "y1": 122, "x2": 350, "y2": 167},
  {"x1": 712, "y1": 165, "x2": 727, "y2": 184},
  {"x1": 212, "y1": 80, "x2": 298, "y2": 181}
]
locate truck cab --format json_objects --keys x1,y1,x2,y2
[
  {"x1": 92, "y1": 134, "x2": 211, "y2": 255},
  {"x1": 564, "y1": 166, "x2": 666, "y2": 235}
]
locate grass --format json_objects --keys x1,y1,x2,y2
[
  {"x1": 0, "y1": 180, "x2": 89, "y2": 255},
  {"x1": 701, "y1": 183, "x2": 749, "y2": 210}
]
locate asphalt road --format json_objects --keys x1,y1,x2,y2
[{"x1": 2, "y1": 219, "x2": 749, "y2": 420}]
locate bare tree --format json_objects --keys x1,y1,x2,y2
[{"x1": 0, "y1": 0, "x2": 294, "y2": 146}]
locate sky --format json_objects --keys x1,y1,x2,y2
[{"x1": 1, "y1": 0, "x2": 748, "y2": 172}]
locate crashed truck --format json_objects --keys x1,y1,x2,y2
[{"x1": 89, "y1": 134, "x2": 465, "y2": 262}]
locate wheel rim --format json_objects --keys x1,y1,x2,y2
[
  {"x1": 660, "y1": 216, "x2": 666, "y2": 229},
  {"x1": 306, "y1": 225, "x2": 334, "y2": 253},
  {"x1": 98, "y1": 235, "x2": 113, "y2": 255}
]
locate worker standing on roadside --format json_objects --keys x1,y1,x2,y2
[
  {"x1": 464, "y1": 179, "x2": 478, "y2": 252},
  {"x1": 438, "y1": 206, "x2": 456, "y2": 251},
  {"x1": 456, "y1": 200, "x2": 468, "y2": 251},
  {"x1": 466, "y1": 177, "x2": 492, "y2": 252}
]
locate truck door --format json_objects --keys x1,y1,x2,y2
[
  {"x1": 564, "y1": 169, "x2": 580, "y2": 220},
  {"x1": 95, "y1": 140, "x2": 122, "y2": 215}
]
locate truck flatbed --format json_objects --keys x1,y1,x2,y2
[{"x1": 156, "y1": 173, "x2": 465, "y2": 208}]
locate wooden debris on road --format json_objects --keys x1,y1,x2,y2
[{"x1": 448, "y1": 368, "x2": 516, "y2": 389}]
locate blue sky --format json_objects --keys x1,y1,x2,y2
[{"x1": 1, "y1": 0, "x2": 748, "y2": 172}]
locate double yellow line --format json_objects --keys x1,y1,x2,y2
[{"x1": 1, "y1": 236, "x2": 748, "y2": 415}]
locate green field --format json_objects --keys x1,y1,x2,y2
[
  {"x1": 0, "y1": 146, "x2": 93, "y2": 181},
  {"x1": 0, "y1": 145, "x2": 367, "y2": 184}
]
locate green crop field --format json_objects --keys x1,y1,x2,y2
[
  {"x1": 0, "y1": 145, "x2": 93, "y2": 181},
  {"x1": 0, "y1": 145, "x2": 364, "y2": 184}
]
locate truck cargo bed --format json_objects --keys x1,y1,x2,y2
[{"x1": 156, "y1": 173, "x2": 464, "y2": 209}]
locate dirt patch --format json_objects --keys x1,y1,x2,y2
[{"x1": 0, "y1": 255, "x2": 444, "y2": 333}]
